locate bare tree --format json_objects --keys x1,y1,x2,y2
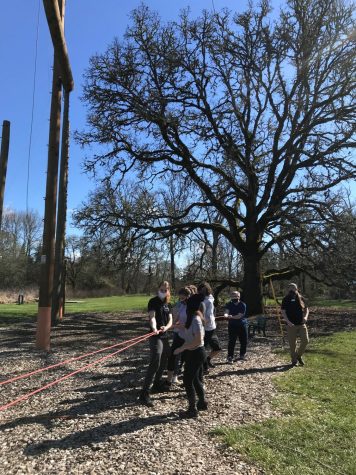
[{"x1": 77, "y1": 0, "x2": 356, "y2": 313}]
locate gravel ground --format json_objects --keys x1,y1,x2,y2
[{"x1": 0, "y1": 313, "x2": 290, "y2": 475}]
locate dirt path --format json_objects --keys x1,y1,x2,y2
[{"x1": 0, "y1": 309, "x2": 354, "y2": 474}]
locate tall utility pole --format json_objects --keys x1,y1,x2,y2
[
  {"x1": 37, "y1": 0, "x2": 66, "y2": 350},
  {"x1": 52, "y1": 89, "x2": 70, "y2": 325},
  {"x1": 0, "y1": 120, "x2": 10, "y2": 231}
]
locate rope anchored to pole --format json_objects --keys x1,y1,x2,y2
[
  {"x1": 0, "y1": 332, "x2": 155, "y2": 387},
  {"x1": 0, "y1": 331, "x2": 156, "y2": 412}
]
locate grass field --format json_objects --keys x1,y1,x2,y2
[
  {"x1": 213, "y1": 331, "x2": 356, "y2": 475},
  {"x1": 265, "y1": 298, "x2": 356, "y2": 309},
  {"x1": 0, "y1": 295, "x2": 355, "y2": 325},
  {"x1": 308, "y1": 298, "x2": 356, "y2": 309},
  {"x1": 0, "y1": 295, "x2": 149, "y2": 323}
]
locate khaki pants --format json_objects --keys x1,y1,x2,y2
[{"x1": 287, "y1": 324, "x2": 309, "y2": 363}]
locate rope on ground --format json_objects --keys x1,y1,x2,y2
[
  {"x1": 0, "y1": 332, "x2": 155, "y2": 387},
  {"x1": 0, "y1": 331, "x2": 155, "y2": 413}
]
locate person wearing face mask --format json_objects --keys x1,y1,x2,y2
[
  {"x1": 281, "y1": 283, "x2": 309, "y2": 367},
  {"x1": 138, "y1": 281, "x2": 173, "y2": 406},
  {"x1": 166, "y1": 287, "x2": 191, "y2": 385},
  {"x1": 224, "y1": 290, "x2": 248, "y2": 363}
]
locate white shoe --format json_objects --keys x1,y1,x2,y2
[{"x1": 172, "y1": 375, "x2": 179, "y2": 384}]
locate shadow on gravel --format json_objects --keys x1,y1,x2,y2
[
  {"x1": 24, "y1": 411, "x2": 180, "y2": 455},
  {"x1": 208, "y1": 364, "x2": 292, "y2": 380}
]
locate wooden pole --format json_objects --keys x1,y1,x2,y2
[
  {"x1": 36, "y1": 0, "x2": 65, "y2": 350},
  {"x1": 0, "y1": 120, "x2": 10, "y2": 231},
  {"x1": 52, "y1": 89, "x2": 70, "y2": 325},
  {"x1": 42, "y1": 0, "x2": 74, "y2": 92},
  {"x1": 269, "y1": 278, "x2": 285, "y2": 346}
]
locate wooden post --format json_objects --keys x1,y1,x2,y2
[
  {"x1": 52, "y1": 89, "x2": 70, "y2": 325},
  {"x1": 36, "y1": 0, "x2": 65, "y2": 350},
  {"x1": 42, "y1": 0, "x2": 73, "y2": 92},
  {"x1": 269, "y1": 278, "x2": 285, "y2": 346},
  {"x1": 0, "y1": 120, "x2": 10, "y2": 231}
]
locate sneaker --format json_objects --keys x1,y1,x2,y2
[
  {"x1": 291, "y1": 361, "x2": 298, "y2": 367},
  {"x1": 226, "y1": 357, "x2": 233, "y2": 364},
  {"x1": 297, "y1": 356, "x2": 305, "y2": 366},
  {"x1": 238, "y1": 355, "x2": 246, "y2": 361},
  {"x1": 172, "y1": 375, "x2": 179, "y2": 384},
  {"x1": 197, "y1": 400, "x2": 208, "y2": 411},
  {"x1": 138, "y1": 391, "x2": 153, "y2": 407}
]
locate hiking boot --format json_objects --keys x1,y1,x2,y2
[
  {"x1": 297, "y1": 356, "x2": 305, "y2": 366},
  {"x1": 226, "y1": 357, "x2": 233, "y2": 364},
  {"x1": 138, "y1": 391, "x2": 153, "y2": 407},
  {"x1": 197, "y1": 400, "x2": 208, "y2": 411}
]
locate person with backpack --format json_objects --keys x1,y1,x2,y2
[{"x1": 281, "y1": 283, "x2": 309, "y2": 366}]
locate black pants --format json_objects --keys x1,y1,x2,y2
[
  {"x1": 167, "y1": 333, "x2": 185, "y2": 374},
  {"x1": 183, "y1": 347, "x2": 206, "y2": 409},
  {"x1": 142, "y1": 336, "x2": 170, "y2": 392},
  {"x1": 228, "y1": 323, "x2": 248, "y2": 358}
]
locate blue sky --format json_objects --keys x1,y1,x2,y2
[
  {"x1": 1, "y1": 0, "x2": 249, "y2": 234},
  {"x1": 1, "y1": 0, "x2": 354, "y2": 236}
]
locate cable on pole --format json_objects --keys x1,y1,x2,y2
[{"x1": 26, "y1": 0, "x2": 41, "y2": 214}]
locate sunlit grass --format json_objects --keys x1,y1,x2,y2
[
  {"x1": 213, "y1": 331, "x2": 356, "y2": 475},
  {"x1": 0, "y1": 295, "x2": 149, "y2": 323}
]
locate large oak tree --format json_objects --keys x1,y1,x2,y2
[{"x1": 77, "y1": 0, "x2": 355, "y2": 314}]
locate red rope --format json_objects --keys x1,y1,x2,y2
[
  {"x1": 0, "y1": 331, "x2": 155, "y2": 412},
  {"x1": 0, "y1": 332, "x2": 155, "y2": 387}
]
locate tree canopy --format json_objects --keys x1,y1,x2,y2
[{"x1": 76, "y1": 0, "x2": 356, "y2": 313}]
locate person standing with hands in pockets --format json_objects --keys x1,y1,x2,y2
[
  {"x1": 224, "y1": 291, "x2": 248, "y2": 363},
  {"x1": 138, "y1": 281, "x2": 173, "y2": 406},
  {"x1": 281, "y1": 283, "x2": 309, "y2": 367}
]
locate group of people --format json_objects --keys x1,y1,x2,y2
[{"x1": 138, "y1": 280, "x2": 309, "y2": 418}]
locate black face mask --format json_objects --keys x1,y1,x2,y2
[{"x1": 232, "y1": 299, "x2": 240, "y2": 303}]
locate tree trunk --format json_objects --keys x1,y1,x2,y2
[
  {"x1": 169, "y1": 235, "x2": 176, "y2": 292},
  {"x1": 242, "y1": 253, "x2": 264, "y2": 316},
  {"x1": 211, "y1": 230, "x2": 219, "y2": 278}
]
